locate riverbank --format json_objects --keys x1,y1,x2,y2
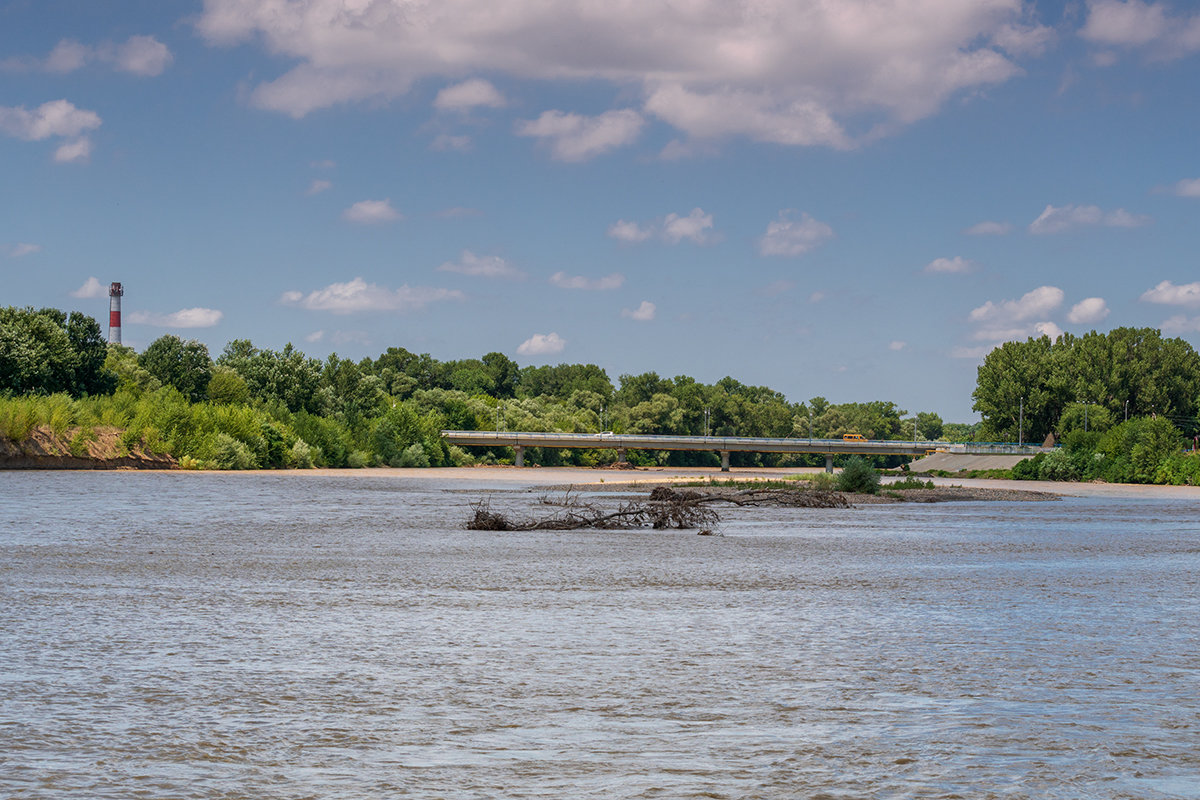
[{"x1": 48, "y1": 463, "x2": 1197, "y2": 500}]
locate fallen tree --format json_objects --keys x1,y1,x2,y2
[{"x1": 465, "y1": 485, "x2": 852, "y2": 531}]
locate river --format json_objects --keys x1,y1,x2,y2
[{"x1": 2, "y1": 471, "x2": 1198, "y2": 798}]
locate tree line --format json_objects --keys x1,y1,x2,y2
[{"x1": 5, "y1": 306, "x2": 1200, "y2": 483}]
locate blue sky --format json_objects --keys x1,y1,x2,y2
[{"x1": 3, "y1": 0, "x2": 1200, "y2": 421}]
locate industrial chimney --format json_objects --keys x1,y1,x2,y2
[{"x1": 108, "y1": 282, "x2": 123, "y2": 345}]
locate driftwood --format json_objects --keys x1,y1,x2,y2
[{"x1": 466, "y1": 484, "x2": 851, "y2": 532}]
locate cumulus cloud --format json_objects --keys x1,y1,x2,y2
[
  {"x1": 515, "y1": 109, "x2": 644, "y2": 161},
  {"x1": 1161, "y1": 315, "x2": 1200, "y2": 335},
  {"x1": 608, "y1": 208, "x2": 715, "y2": 245},
  {"x1": 434, "y1": 79, "x2": 506, "y2": 111},
  {"x1": 1028, "y1": 204, "x2": 1150, "y2": 234},
  {"x1": 888, "y1": 340, "x2": 907, "y2": 351},
  {"x1": 1171, "y1": 178, "x2": 1200, "y2": 197},
  {"x1": 305, "y1": 330, "x2": 325, "y2": 343},
  {"x1": 549, "y1": 271, "x2": 624, "y2": 290},
  {"x1": 1140, "y1": 280, "x2": 1200, "y2": 308},
  {"x1": 306, "y1": 179, "x2": 332, "y2": 196},
  {"x1": 196, "y1": 0, "x2": 1033, "y2": 147},
  {"x1": 0, "y1": 99, "x2": 101, "y2": 141},
  {"x1": 964, "y1": 220, "x2": 1013, "y2": 236},
  {"x1": 925, "y1": 256, "x2": 977, "y2": 274},
  {"x1": 621, "y1": 301, "x2": 657, "y2": 321},
  {"x1": 8, "y1": 243, "x2": 41, "y2": 258},
  {"x1": 54, "y1": 137, "x2": 92, "y2": 163},
  {"x1": 342, "y1": 199, "x2": 402, "y2": 223},
  {"x1": 1081, "y1": 0, "x2": 1200, "y2": 60},
  {"x1": 758, "y1": 210, "x2": 834, "y2": 256},
  {"x1": 7, "y1": 35, "x2": 172, "y2": 76},
  {"x1": 1067, "y1": 297, "x2": 1111, "y2": 325},
  {"x1": 112, "y1": 35, "x2": 174, "y2": 76},
  {"x1": 281, "y1": 278, "x2": 463, "y2": 314},
  {"x1": 968, "y1": 285, "x2": 1065, "y2": 341},
  {"x1": 607, "y1": 219, "x2": 655, "y2": 243},
  {"x1": 437, "y1": 250, "x2": 525, "y2": 279},
  {"x1": 128, "y1": 308, "x2": 224, "y2": 328},
  {"x1": 70, "y1": 277, "x2": 106, "y2": 298},
  {"x1": 517, "y1": 332, "x2": 566, "y2": 356}
]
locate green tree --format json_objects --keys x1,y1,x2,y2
[
  {"x1": 139, "y1": 335, "x2": 213, "y2": 403},
  {"x1": 0, "y1": 307, "x2": 116, "y2": 397}
]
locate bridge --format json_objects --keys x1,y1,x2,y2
[{"x1": 440, "y1": 431, "x2": 1048, "y2": 471}]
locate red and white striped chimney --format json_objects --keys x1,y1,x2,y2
[{"x1": 108, "y1": 282, "x2": 123, "y2": 345}]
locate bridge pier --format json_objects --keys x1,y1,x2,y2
[
  {"x1": 617, "y1": 447, "x2": 627, "y2": 464},
  {"x1": 825, "y1": 454, "x2": 834, "y2": 473},
  {"x1": 720, "y1": 451, "x2": 730, "y2": 472},
  {"x1": 514, "y1": 445, "x2": 524, "y2": 467}
]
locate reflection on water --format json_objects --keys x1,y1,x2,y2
[{"x1": 2, "y1": 472, "x2": 1199, "y2": 798}]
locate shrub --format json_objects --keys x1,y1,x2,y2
[
  {"x1": 289, "y1": 439, "x2": 316, "y2": 469},
  {"x1": 212, "y1": 432, "x2": 258, "y2": 470},
  {"x1": 837, "y1": 456, "x2": 879, "y2": 494},
  {"x1": 392, "y1": 442, "x2": 431, "y2": 468},
  {"x1": 1011, "y1": 454, "x2": 1043, "y2": 480},
  {"x1": 347, "y1": 449, "x2": 370, "y2": 468}
]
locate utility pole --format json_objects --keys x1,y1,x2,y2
[
  {"x1": 808, "y1": 408, "x2": 813, "y2": 441},
  {"x1": 1018, "y1": 397, "x2": 1025, "y2": 446},
  {"x1": 1084, "y1": 402, "x2": 1089, "y2": 433}
]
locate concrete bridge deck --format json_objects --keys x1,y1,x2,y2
[{"x1": 440, "y1": 431, "x2": 1047, "y2": 471}]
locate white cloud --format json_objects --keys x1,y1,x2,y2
[
  {"x1": 809, "y1": 291, "x2": 826, "y2": 303},
  {"x1": 1028, "y1": 204, "x2": 1150, "y2": 234},
  {"x1": 196, "y1": 0, "x2": 1032, "y2": 147},
  {"x1": 1161, "y1": 315, "x2": 1200, "y2": 335},
  {"x1": 434, "y1": 78, "x2": 506, "y2": 111},
  {"x1": 1035, "y1": 321, "x2": 1064, "y2": 340},
  {"x1": 888, "y1": 340, "x2": 907, "y2": 351},
  {"x1": 70, "y1": 277, "x2": 106, "y2": 298},
  {"x1": 342, "y1": 199, "x2": 402, "y2": 223},
  {"x1": 662, "y1": 209, "x2": 715, "y2": 244},
  {"x1": 1140, "y1": 280, "x2": 1200, "y2": 308},
  {"x1": 112, "y1": 35, "x2": 174, "y2": 76},
  {"x1": 964, "y1": 220, "x2": 1013, "y2": 236},
  {"x1": 282, "y1": 278, "x2": 464, "y2": 314},
  {"x1": 437, "y1": 250, "x2": 525, "y2": 279},
  {"x1": 15, "y1": 36, "x2": 172, "y2": 76},
  {"x1": 925, "y1": 256, "x2": 977, "y2": 274},
  {"x1": 45, "y1": 40, "x2": 89, "y2": 73},
  {"x1": 968, "y1": 285, "x2": 1065, "y2": 341},
  {"x1": 8, "y1": 243, "x2": 41, "y2": 258},
  {"x1": 758, "y1": 210, "x2": 834, "y2": 256},
  {"x1": 621, "y1": 301, "x2": 657, "y2": 321},
  {"x1": 305, "y1": 330, "x2": 325, "y2": 342},
  {"x1": 1171, "y1": 178, "x2": 1200, "y2": 197},
  {"x1": 549, "y1": 271, "x2": 624, "y2": 290},
  {"x1": 515, "y1": 109, "x2": 644, "y2": 161},
  {"x1": 128, "y1": 308, "x2": 224, "y2": 328},
  {"x1": 0, "y1": 99, "x2": 101, "y2": 141},
  {"x1": 608, "y1": 208, "x2": 715, "y2": 245},
  {"x1": 54, "y1": 137, "x2": 91, "y2": 163},
  {"x1": 607, "y1": 219, "x2": 655, "y2": 243},
  {"x1": 1081, "y1": 0, "x2": 1200, "y2": 59},
  {"x1": 306, "y1": 179, "x2": 332, "y2": 196},
  {"x1": 1067, "y1": 297, "x2": 1111, "y2": 325},
  {"x1": 517, "y1": 332, "x2": 565, "y2": 356}
]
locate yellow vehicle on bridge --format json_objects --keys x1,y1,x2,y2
[{"x1": 842, "y1": 433, "x2": 867, "y2": 442}]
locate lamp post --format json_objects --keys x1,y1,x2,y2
[
  {"x1": 1018, "y1": 396, "x2": 1025, "y2": 446},
  {"x1": 704, "y1": 407, "x2": 710, "y2": 437}
]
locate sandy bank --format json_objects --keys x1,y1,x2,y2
[{"x1": 136, "y1": 464, "x2": 1200, "y2": 500}]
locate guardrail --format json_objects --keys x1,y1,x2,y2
[{"x1": 440, "y1": 430, "x2": 1049, "y2": 468}]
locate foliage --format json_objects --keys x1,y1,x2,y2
[
  {"x1": 139, "y1": 335, "x2": 213, "y2": 403},
  {"x1": 837, "y1": 456, "x2": 880, "y2": 494},
  {"x1": 974, "y1": 328, "x2": 1200, "y2": 442},
  {"x1": 0, "y1": 307, "x2": 116, "y2": 397}
]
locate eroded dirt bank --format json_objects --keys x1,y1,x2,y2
[{"x1": 0, "y1": 427, "x2": 176, "y2": 470}]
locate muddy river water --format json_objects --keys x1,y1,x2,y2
[{"x1": 2, "y1": 471, "x2": 1198, "y2": 798}]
